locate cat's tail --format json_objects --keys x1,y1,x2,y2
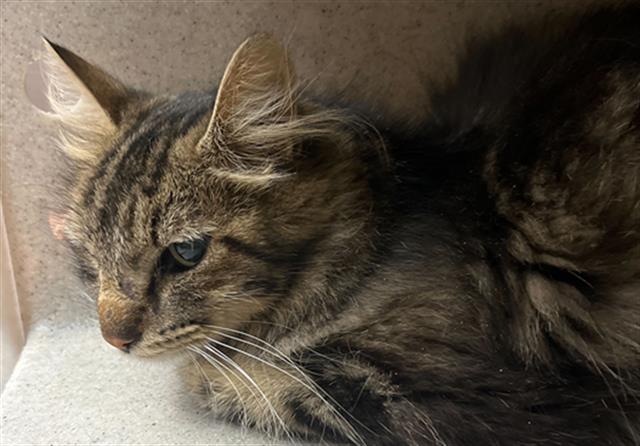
[{"x1": 481, "y1": 5, "x2": 640, "y2": 434}]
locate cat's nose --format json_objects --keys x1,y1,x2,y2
[
  {"x1": 101, "y1": 320, "x2": 143, "y2": 352},
  {"x1": 97, "y1": 278, "x2": 144, "y2": 353},
  {"x1": 103, "y1": 334, "x2": 137, "y2": 352},
  {"x1": 102, "y1": 323, "x2": 142, "y2": 352}
]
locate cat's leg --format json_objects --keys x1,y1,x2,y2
[
  {"x1": 183, "y1": 344, "x2": 390, "y2": 444},
  {"x1": 184, "y1": 339, "x2": 452, "y2": 445},
  {"x1": 184, "y1": 335, "x2": 631, "y2": 446}
]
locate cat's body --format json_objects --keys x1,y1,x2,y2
[{"x1": 44, "y1": 4, "x2": 639, "y2": 446}]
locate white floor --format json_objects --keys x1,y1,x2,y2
[{"x1": 1, "y1": 323, "x2": 286, "y2": 445}]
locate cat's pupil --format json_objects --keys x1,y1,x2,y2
[
  {"x1": 168, "y1": 238, "x2": 208, "y2": 268},
  {"x1": 175, "y1": 241, "x2": 205, "y2": 261}
]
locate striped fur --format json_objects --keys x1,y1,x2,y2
[{"x1": 46, "y1": 7, "x2": 640, "y2": 446}]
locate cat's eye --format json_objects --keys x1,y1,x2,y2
[{"x1": 159, "y1": 237, "x2": 210, "y2": 274}]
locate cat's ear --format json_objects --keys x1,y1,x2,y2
[
  {"x1": 197, "y1": 34, "x2": 297, "y2": 177},
  {"x1": 209, "y1": 33, "x2": 294, "y2": 127},
  {"x1": 41, "y1": 37, "x2": 131, "y2": 125},
  {"x1": 34, "y1": 38, "x2": 136, "y2": 161}
]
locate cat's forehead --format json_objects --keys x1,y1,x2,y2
[
  {"x1": 117, "y1": 91, "x2": 213, "y2": 150},
  {"x1": 68, "y1": 92, "x2": 217, "y2": 254}
]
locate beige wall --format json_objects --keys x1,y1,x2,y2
[
  {"x1": 2, "y1": 1, "x2": 596, "y2": 336},
  {"x1": 1, "y1": 204, "x2": 25, "y2": 392}
]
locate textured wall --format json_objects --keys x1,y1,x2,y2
[{"x1": 2, "y1": 1, "x2": 592, "y2": 331}]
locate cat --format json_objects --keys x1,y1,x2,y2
[{"x1": 40, "y1": 4, "x2": 639, "y2": 446}]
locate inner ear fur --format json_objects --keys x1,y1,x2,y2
[
  {"x1": 40, "y1": 38, "x2": 138, "y2": 161},
  {"x1": 197, "y1": 34, "x2": 297, "y2": 162}
]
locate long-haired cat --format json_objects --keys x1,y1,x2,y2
[{"x1": 40, "y1": 4, "x2": 639, "y2": 445}]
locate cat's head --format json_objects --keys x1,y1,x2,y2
[{"x1": 40, "y1": 35, "x2": 383, "y2": 356}]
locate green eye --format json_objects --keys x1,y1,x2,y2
[{"x1": 168, "y1": 238, "x2": 209, "y2": 268}]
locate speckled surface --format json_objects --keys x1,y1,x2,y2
[
  {"x1": 1, "y1": 324, "x2": 274, "y2": 445},
  {"x1": 1, "y1": 1, "x2": 597, "y2": 444}
]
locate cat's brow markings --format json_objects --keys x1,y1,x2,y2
[
  {"x1": 81, "y1": 105, "x2": 156, "y2": 207},
  {"x1": 95, "y1": 120, "x2": 167, "y2": 233},
  {"x1": 141, "y1": 104, "x2": 209, "y2": 196},
  {"x1": 219, "y1": 236, "x2": 275, "y2": 263},
  {"x1": 89, "y1": 97, "x2": 210, "y2": 250},
  {"x1": 148, "y1": 206, "x2": 162, "y2": 247},
  {"x1": 84, "y1": 97, "x2": 180, "y2": 211}
]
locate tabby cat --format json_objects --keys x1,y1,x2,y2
[{"x1": 41, "y1": 4, "x2": 639, "y2": 445}]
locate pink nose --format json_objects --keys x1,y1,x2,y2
[{"x1": 104, "y1": 335, "x2": 136, "y2": 352}]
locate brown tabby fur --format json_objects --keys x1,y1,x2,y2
[{"x1": 43, "y1": 5, "x2": 639, "y2": 445}]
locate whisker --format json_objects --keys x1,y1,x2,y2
[
  {"x1": 207, "y1": 327, "x2": 364, "y2": 435},
  {"x1": 205, "y1": 336, "x2": 366, "y2": 446},
  {"x1": 204, "y1": 324, "x2": 306, "y2": 373},
  {"x1": 188, "y1": 346, "x2": 253, "y2": 429},
  {"x1": 80, "y1": 290, "x2": 95, "y2": 303},
  {"x1": 204, "y1": 326, "x2": 373, "y2": 436},
  {"x1": 201, "y1": 343, "x2": 295, "y2": 442},
  {"x1": 228, "y1": 319, "x2": 350, "y2": 366},
  {"x1": 179, "y1": 351, "x2": 224, "y2": 427},
  {"x1": 192, "y1": 346, "x2": 267, "y2": 430}
]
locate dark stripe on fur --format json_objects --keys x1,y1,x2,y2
[
  {"x1": 286, "y1": 397, "x2": 350, "y2": 444},
  {"x1": 141, "y1": 103, "x2": 208, "y2": 197},
  {"x1": 94, "y1": 93, "x2": 211, "y2": 243},
  {"x1": 81, "y1": 105, "x2": 156, "y2": 207},
  {"x1": 95, "y1": 116, "x2": 167, "y2": 234}
]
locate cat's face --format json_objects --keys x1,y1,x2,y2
[
  {"x1": 65, "y1": 101, "x2": 280, "y2": 356},
  {"x1": 45, "y1": 36, "x2": 375, "y2": 356}
]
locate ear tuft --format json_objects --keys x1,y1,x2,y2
[
  {"x1": 211, "y1": 34, "x2": 295, "y2": 125},
  {"x1": 196, "y1": 34, "x2": 360, "y2": 187},
  {"x1": 198, "y1": 34, "x2": 296, "y2": 151},
  {"x1": 34, "y1": 38, "x2": 134, "y2": 162}
]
